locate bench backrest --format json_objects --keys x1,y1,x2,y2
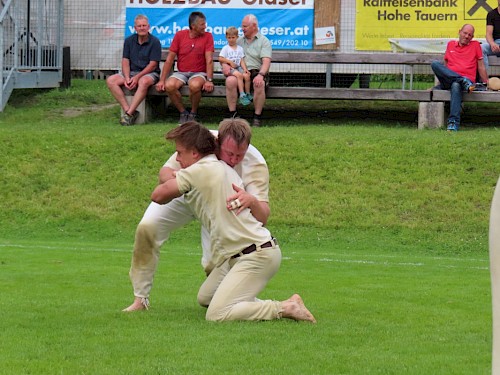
[{"x1": 161, "y1": 49, "x2": 500, "y2": 66}]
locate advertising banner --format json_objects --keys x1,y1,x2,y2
[
  {"x1": 125, "y1": 0, "x2": 315, "y2": 50},
  {"x1": 355, "y1": 0, "x2": 498, "y2": 51}
]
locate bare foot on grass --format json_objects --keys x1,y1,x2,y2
[
  {"x1": 122, "y1": 297, "x2": 150, "y2": 312},
  {"x1": 281, "y1": 294, "x2": 316, "y2": 323}
]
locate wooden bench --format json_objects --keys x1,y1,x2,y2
[{"x1": 123, "y1": 50, "x2": 500, "y2": 129}]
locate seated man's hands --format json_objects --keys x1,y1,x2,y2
[
  {"x1": 203, "y1": 80, "x2": 214, "y2": 93},
  {"x1": 156, "y1": 80, "x2": 166, "y2": 92},
  {"x1": 127, "y1": 75, "x2": 140, "y2": 90},
  {"x1": 253, "y1": 73, "x2": 265, "y2": 88},
  {"x1": 124, "y1": 76, "x2": 134, "y2": 90}
]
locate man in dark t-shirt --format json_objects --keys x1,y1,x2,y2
[
  {"x1": 106, "y1": 14, "x2": 161, "y2": 126},
  {"x1": 482, "y1": 3, "x2": 500, "y2": 73}
]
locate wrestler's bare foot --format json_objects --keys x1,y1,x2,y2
[
  {"x1": 122, "y1": 297, "x2": 150, "y2": 312},
  {"x1": 281, "y1": 294, "x2": 316, "y2": 323}
]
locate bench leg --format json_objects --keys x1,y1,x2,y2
[
  {"x1": 418, "y1": 102, "x2": 445, "y2": 130},
  {"x1": 122, "y1": 96, "x2": 152, "y2": 125}
]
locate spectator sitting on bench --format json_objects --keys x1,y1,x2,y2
[
  {"x1": 106, "y1": 14, "x2": 161, "y2": 126},
  {"x1": 224, "y1": 14, "x2": 272, "y2": 127},
  {"x1": 482, "y1": 1, "x2": 500, "y2": 74},
  {"x1": 218, "y1": 26, "x2": 252, "y2": 106},
  {"x1": 431, "y1": 24, "x2": 488, "y2": 132},
  {"x1": 156, "y1": 11, "x2": 214, "y2": 125}
]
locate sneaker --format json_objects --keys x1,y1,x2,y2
[
  {"x1": 227, "y1": 110, "x2": 240, "y2": 119},
  {"x1": 447, "y1": 122, "x2": 459, "y2": 132},
  {"x1": 120, "y1": 111, "x2": 139, "y2": 126},
  {"x1": 187, "y1": 112, "x2": 199, "y2": 122},
  {"x1": 246, "y1": 93, "x2": 253, "y2": 102},
  {"x1": 252, "y1": 117, "x2": 262, "y2": 127},
  {"x1": 119, "y1": 114, "x2": 127, "y2": 126},
  {"x1": 239, "y1": 94, "x2": 251, "y2": 106},
  {"x1": 178, "y1": 112, "x2": 190, "y2": 125},
  {"x1": 461, "y1": 78, "x2": 475, "y2": 93},
  {"x1": 474, "y1": 82, "x2": 487, "y2": 91}
]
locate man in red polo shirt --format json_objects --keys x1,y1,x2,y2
[
  {"x1": 156, "y1": 12, "x2": 214, "y2": 124},
  {"x1": 431, "y1": 24, "x2": 488, "y2": 131}
]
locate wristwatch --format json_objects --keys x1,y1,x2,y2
[
  {"x1": 207, "y1": 78, "x2": 213, "y2": 82},
  {"x1": 258, "y1": 72, "x2": 266, "y2": 77}
]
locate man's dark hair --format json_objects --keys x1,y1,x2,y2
[
  {"x1": 189, "y1": 11, "x2": 206, "y2": 29},
  {"x1": 166, "y1": 121, "x2": 216, "y2": 156}
]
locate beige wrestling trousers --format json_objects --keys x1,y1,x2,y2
[{"x1": 198, "y1": 243, "x2": 283, "y2": 321}]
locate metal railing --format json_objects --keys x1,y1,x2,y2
[{"x1": 0, "y1": 0, "x2": 64, "y2": 111}]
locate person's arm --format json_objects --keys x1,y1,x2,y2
[
  {"x1": 478, "y1": 58, "x2": 489, "y2": 83},
  {"x1": 159, "y1": 152, "x2": 181, "y2": 183},
  {"x1": 253, "y1": 57, "x2": 271, "y2": 88},
  {"x1": 226, "y1": 158, "x2": 271, "y2": 225},
  {"x1": 122, "y1": 58, "x2": 132, "y2": 89},
  {"x1": 486, "y1": 25, "x2": 500, "y2": 53},
  {"x1": 258, "y1": 57, "x2": 271, "y2": 76},
  {"x1": 252, "y1": 201, "x2": 270, "y2": 226},
  {"x1": 203, "y1": 50, "x2": 214, "y2": 92},
  {"x1": 158, "y1": 166, "x2": 177, "y2": 184},
  {"x1": 218, "y1": 56, "x2": 236, "y2": 68},
  {"x1": 221, "y1": 63, "x2": 232, "y2": 77},
  {"x1": 227, "y1": 184, "x2": 270, "y2": 225},
  {"x1": 486, "y1": 25, "x2": 495, "y2": 45},
  {"x1": 151, "y1": 179, "x2": 182, "y2": 204},
  {"x1": 228, "y1": 183, "x2": 270, "y2": 224},
  {"x1": 443, "y1": 55, "x2": 448, "y2": 68},
  {"x1": 156, "y1": 51, "x2": 176, "y2": 91}
]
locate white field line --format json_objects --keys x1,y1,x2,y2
[
  {"x1": 316, "y1": 258, "x2": 488, "y2": 270},
  {"x1": 1, "y1": 242, "x2": 489, "y2": 270},
  {"x1": 0, "y1": 242, "x2": 131, "y2": 252}
]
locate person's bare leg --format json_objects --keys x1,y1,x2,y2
[
  {"x1": 244, "y1": 73, "x2": 251, "y2": 95},
  {"x1": 128, "y1": 76, "x2": 155, "y2": 114},
  {"x1": 165, "y1": 77, "x2": 186, "y2": 113},
  {"x1": 225, "y1": 76, "x2": 238, "y2": 112},
  {"x1": 252, "y1": 82, "x2": 266, "y2": 116},
  {"x1": 281, "y1": 294, "x2": 316, "y2": 323},
  {"x1": 233, "y1": 71, "x2": 244, "y2": 94},
  {"x1": 106, "y1": 74, "x2": 130, "y2": 113},
  {"x1": 123, "y1": 296, "x2": 150, "y2": 312},
  {"x1": 188, "y1": 77, "x2": 204, "y2": 113}
]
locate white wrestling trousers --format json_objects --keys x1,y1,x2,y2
[
  {"x1": 129, "y1": 197, "x2": 213, "y2": 298},
  {"x1": 491, "y1": 175, "x2": 500, "y2": 375}
]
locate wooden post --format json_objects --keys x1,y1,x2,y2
[{"x1": 314, "y1": 0, "x2": 340, "y2": 50}]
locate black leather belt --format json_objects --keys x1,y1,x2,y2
[{"x1": 231, "y1": 238, "x2": 278, "y2": 259}]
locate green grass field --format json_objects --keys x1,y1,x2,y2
[{"x1": 0, "y1": 80, "x2": 499, "y2": 374}]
